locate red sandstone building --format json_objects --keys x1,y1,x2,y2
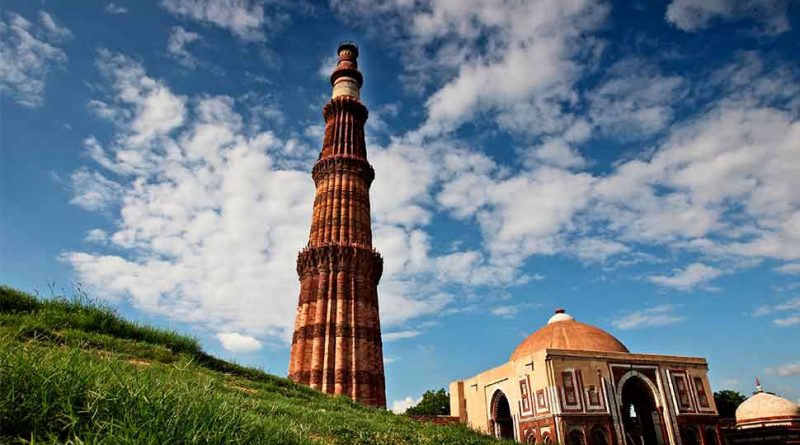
[
  {"x1": 450, "y1": 309, "x2": 722, "y2": 444},
  {"x1": 287, "y1": 42, "x2": 386, "y2": 408}
]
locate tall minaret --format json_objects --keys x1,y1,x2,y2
[{"x1": 288, "y1": 42, "x2": 386, "y2": 408}]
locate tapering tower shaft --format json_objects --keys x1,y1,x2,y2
[{"x1": 288, "y1": 42, "x2": 385, "y2": 408}]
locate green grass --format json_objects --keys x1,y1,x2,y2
[{"x1": 0, "y1": 285, "x2": 510, "y2": 444}]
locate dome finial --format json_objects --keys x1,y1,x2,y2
[
  {"x1": 755, "y1": 377, "x2": 764, "y2": 393},
  {"x1": 547, "y1": 308, "x2": 573, "y2": 324}
]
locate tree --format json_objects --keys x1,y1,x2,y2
[
  {"x1": 714, "y1": 390, "x2": 747, "y2": 418},
  {"x1": 406, "y1": 388, "x2": 450, "y2": 416}
]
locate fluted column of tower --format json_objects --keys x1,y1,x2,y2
[{"x1": 288, "y1": 42, "x2": 385, "y2": 408}]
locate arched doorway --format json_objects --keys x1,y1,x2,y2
[
  {"x1": 591, "y1": 427, "x2": 609, "y2": 445},
  {"x1": 568, "y1": 430, "x2": 585, "y2": 445},
  {"x1": 704, "y1": 428, "x2": 719, "y2": 445},
  {"x1": 491, "y1": 390, "x2": 514, "y2": 440},
  {"x1": 621, "y1": 376, "x2": 662, "y2": 445},
  {"x1": 681, "y1": 426, "x2": 700, "y2": 445}
]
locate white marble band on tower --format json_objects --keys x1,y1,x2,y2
[{"x1": 332, "y1": 76, "x2": 359, "y2": 99}]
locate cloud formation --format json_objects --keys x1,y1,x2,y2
[
  {"x1": 217, "y1": 332, "x2": 263, "y2": 352},
  {"x1": 333, "y1": 0, "x2": 608, "y2": 138},
  {"x1": 167, "y1": 26, "x2": 201, "y2": 68},
  {"x1": 647, "y1": 263, "x2": 722, "y2": 291},
  {"x1": 588, "y1": 58, "x2": 684, "y2": 137},
  {"x1": 666, "y1": 0, "x2": 791, "y2": 34},
  {"x1": 160, "y1": 0, "x2": 285, "y2": 42},
  {"x1": 754, "y1": 297, "x2": 800, "y2": 327},
  {"x1": 66, "y1": 51, "x2": 503, "y2": 344},
  {"x1": 384, "y1": 330, "x2": 421, "y2": 342},
  {"x1": 0, "y1": 11, "x2": 69, "y2": 107},
  {"x1": 390, "y1": 395, "x2": 421, "y2": 414},
  {"x1": 333, "y1": 1, "x2": 800, "y2": 296},
  {"x1": 105, "y1": 3, "x2": 129, "y2": 15},
  {"x1": 775, "y1": 263, "x2": 800, "y2": 275},
  {"x1": 766, "y1": 362, "x2": 800, "y2": 377},
  {"x1": 612, "y1": 304, "x2": 685, "y2": 330},
  {"x1": 64, "y1": 2, "x2": 800, "y2": 353},
  {"x1": 66, "y1": 52, "x2": 313, "y2": 340}
]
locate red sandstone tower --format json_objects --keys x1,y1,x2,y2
[{"x1": 288, "y1": 42, "x2": 386, "y2": 408}]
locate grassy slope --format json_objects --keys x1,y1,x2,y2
[{"x1": 0, "y1": 286, "x2": 509, "y2": 445}]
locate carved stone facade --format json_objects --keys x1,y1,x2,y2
[
  {"x1": 288, "y1": 42, "x2": 386, "y2": 408},
  {"x1": 450, "y1": 310, "x2": 721, "y2": 444}
]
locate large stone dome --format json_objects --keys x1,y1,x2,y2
[
  {"x1": 510, "y1": 309, "x2": 629, "y2": 361},
  {"x1": 736, "y1": 389, "x2": 800, "y2": 428}
]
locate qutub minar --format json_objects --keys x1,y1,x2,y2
[{"x1": 288, "y1": 42, "x2": 386, "y2": 408}]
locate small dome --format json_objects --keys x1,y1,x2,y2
[
  {"x1": 736, "y1": 391, "x2": 800, "y2": 426},
  {"x1": 510, "y1": 309, "x2": 629, "y2": 361}
]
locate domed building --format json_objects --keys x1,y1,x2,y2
[
  {"x1": 449, "y1": 309, "x2": 721, "y2": 444},
  {"x1": 725, "y1": 380, "x2": 800, "y2": 444}
]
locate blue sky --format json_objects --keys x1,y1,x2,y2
[{"x1": 1, "y1": 0, "x2": 799, "y2": 411}]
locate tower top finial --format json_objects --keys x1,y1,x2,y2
[
  {"x1": 338, "y1": 41, "x2": 359, "y2": 58},
  {"x1": 330, "y1": 40, "x2": 363, "y2": 99}
]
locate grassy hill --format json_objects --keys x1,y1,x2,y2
[{"x1": 0, "y1": 285, "x2": 509, "y2": 445}]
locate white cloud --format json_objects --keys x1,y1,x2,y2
[
  {"x1": 217, "y1": 332, "x2": 263, "y2": 353},
  {"x1": 69, "y1": 169, "x2": 123, "y2": 211},
  {"x1": 612, "y1": 304, "x2": 684, "y2": 330},
  {"x1": 589, "y1": 58, "x2": 684, "y2": 137},
  {"x1": 96, "y1": 50, "x2": 187, "y2": 149},
  {"x1": 85, "y1": 229, "x2": 109, "y2": 243},
  {"x1": 380, "y1": 286, "x2": 454, "y2": 327},
  {"x1": 491, "y1": 306, "x2": 519, "y2": 318},
  {"x1": 419, "y1": 0, "x2": 607, "y2": 136},
  {"x1": 440, "y1": 165, "x2": 594, "y2": 265},
  {"x1": 391, "y1": 395, "x2": 421, "y2": 414},
  {"x1": 754, "y1": 297, "x2": 800, "y2": 315},
  {"x1": 755, "y1": 297, "x2": 800, "y2": 327},
  {"x1": 318, "y1": 54, "x2": 338, "y2": 79},
  {"x1": 774, "y1": 315, "x2": 800, "y2": 327},
  {"x1": 0, "y1": 11, "x2": 69, "y2": 107},
  {"x1": 710, "y1": 51, "x2": 800, "y2": 109},
  {"x1": 61, "y1": 1, "x2": 800, "y2": 350},
  {"x1": 573, "y1": 238, "x2": 629, "y2": 263},
  {"x1": 648, "y1": 263, "x2": 723, "y2": 291},
  {"x1": 383, "y1": 330, "x2": 420, "y2": 342},
  {"x1": 526, "y1": 138, "x2": 587, "y2": 170},
  {"x1": 593, "y1": 103, "x2": 800, "y2": 261},
  {"x1": 67, "y1": 51, "x2": 525, "y2": 344},
  {"x1": 766, "y1": 362, "x2": 800, "y2": 376},
  {"x1": 369, "y1": 223, "x2": 467, "y2": 326},
  {"x1": 66, "y1": 52, "x2": 311, "y2": 340},
  {"x1": 106, "y1": 3, "x2": 129, "y2": 14},
  {"x1": 438, "y1": 36, "x2": 799, "y2": 287},
  {"x1": 167, "y1": 26, "x2": 201, "y2": 68},
  {"x1": 329, "y1": 3, "x2": 800, "y2": 294},
  {"x1": 332, "y1": 0, "x2": 607, "y2": 137},
  {"x1": 38, "y1": 12, "x2": 72, "y2": 40},
  {"x1": 370, "y1": 140, "x2": 437, "y2": 227},
  {"x1": 666, "y1": 0, "x2": 791, "y2": 34},
  {"x1": 775, "y1": 263, "x2": 800, "y2": 275},
  {"x1": 160, "y1": 0, "x2": 281, "y2": 42}
]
